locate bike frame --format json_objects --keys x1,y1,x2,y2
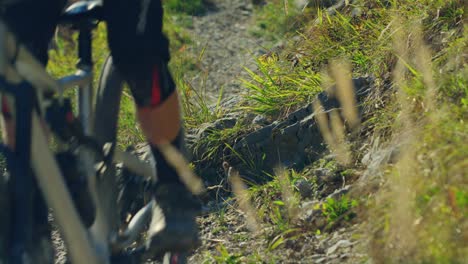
[{"x1": 0, "y1": 6, "x2": 156, "y2": 263}]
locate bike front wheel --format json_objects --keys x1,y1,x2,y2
[{"x1": 93, "y1": 56, "x2": 189, "y2": 264}]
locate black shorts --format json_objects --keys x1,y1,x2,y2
[{"x1": 1, "y1": 0, "x2": 175, "y2": 107}]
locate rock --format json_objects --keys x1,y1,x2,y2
[
  {"x1": 315, "y1": 257, "x2": 327, "y2": 263},
  {"x1": 194, "y1": 117, "x2": 238, "y2": 140},
  {"x1": 286, "y1": 103, "x2": 314, "y2": 122},
  {"x1": 213, "y1": 117, "x2": 238, "y2": 130},
  {"x1": 295, "y1": 179, "x2": 313, "y2": 198},
  {"x1": 218, "y1": 96, "x2": 242, "y2": 110},
  {"x1": 311, "y1": 254, "x2": 326, "y2": 260},
  {"x1": 281, "y1": 122, "x2": 300, "y2": 137},
  {"x1": 230, "y1": 103, "x2": 322, "y2": 180},
  {"x1": 351, "y1": 7, "x2": 363, "y2": 17},
  {"x1": 315, "y1": 168, "x2": 335, "y2": 183},
  {"x1": 360, "y1": 143, "x2": 400, "y2": 182},
  {"x1": 240, "y1": 10, "x2": 251, "y2": 16},
  {"x1": 252, "y1": 115, "x2": 269, "y2": 126},
  {"x1": 327, "y1": 185, "x2": 351, "y2": 200},
  {"x1": 326, "y1": 240, "x2": 355, "y2": 255},
  {"x1": 294, "y1": 0, "x2": 309, "y2": 10},
  {"x1": 189, "y1": 76, "x2": 374, "y2": 184},
  {"x1": 300, "y1": 206, "x2": 326, "y2": 228},
  {"x1": 241, "y1": 125, "x2": 274, "y2": 145}
]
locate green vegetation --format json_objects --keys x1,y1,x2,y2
[
  {"x1": 321, "y1": 196, "x2": 358, "y2": 223},
  {"x1": 202, "y1": 0, "x2": 466, "y2": 262},
  {"x1": 212, "y1": 245, "x2": 242, "y2": 264},
  {"x1": 250, "y1": 0, "x2": 302, "y2": 41},
  {"x1": 242, "y1": 57, "x2": 322, "y2": 116},
  {"x1": 46, "y1": 0, "x2": 466, "y2": 262},
  {"x1": 164, "y1": 0, "x2": 206, "y2": 15},
  {"x1": 246, "y1": 0, "x2": 468, "y2": 263}
]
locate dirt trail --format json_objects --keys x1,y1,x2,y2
[{"x1": 187, "y1": 0, "x2": 272, "y2": 102}]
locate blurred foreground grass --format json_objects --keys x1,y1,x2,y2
[{"x1": 46, "y1": 0, "x2": 467, "y2": 262}]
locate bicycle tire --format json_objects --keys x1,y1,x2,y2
[
  {"x1": 93, "y1": 56, "x2": 191, "y2": 264},
  {"x1": 92, "y1": 55, "x2": 125, "y2": 235},
  {"x1": 93, "y1": 55, "x2": 125, "y2": 146},
  {"x1": 93, "y1": 55, "x2": 147, "y2": 231}
]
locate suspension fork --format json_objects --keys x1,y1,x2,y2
[
  {"x1": 77, "y1": 20, "x2": 94, "y2": 134},
  {"x1": 0, "y1": 22, "x2": 52, "y2": 262},
  {"x1": 0, "y1": 21, "x2": 103, "y2": 263},
  {"x1": 75, "y1": 19, "x2": 114, "y2": 259}
]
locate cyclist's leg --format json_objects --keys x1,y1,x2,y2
[{"x1": 104, "y1": 0, "x2": 200, "y2": 254}]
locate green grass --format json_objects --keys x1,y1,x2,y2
[
  {"x1": 243, "y1": 0, "x2": 465, "y2": 117},
  {"x1": 321, "y1": 196, "x2": 358, "y2": 223},
  {"x1": 250, "y1": 0, "x2": 305, "y2": 41},
  {"x1": 209, "y1": 0, "x2": 466, "y2": 262},
  {"x1": 241, "y1": 56, "x2": 323, "y2": 116},
  {"x1": 164, "y1": 0, "x2": 206, "y2": 15}
]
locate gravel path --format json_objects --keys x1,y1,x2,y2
[{"x1": 187, "y1": 0, "x2": 272, "y2": 102}]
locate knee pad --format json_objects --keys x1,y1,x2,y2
[
  {"x1": 104, "y1": 0, "x2": 174, "y2": 107},
  {"x1": 125, "y1": 61, "x2": 176, "y2": 108}
]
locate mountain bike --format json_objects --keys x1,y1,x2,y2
[{"x1": 0, "y1": 1, "x2": 191, "y2": 263}]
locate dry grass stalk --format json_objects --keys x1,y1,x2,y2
[
  {"x1": 329, "y1": 109, "x2": 351, "y2": 164},
  {"x1": 387, "y1": 143, "x2": 420, "y2": 258},
  {"x1": 313, "y1": 100, "x2": 351, "y2": 165},
  {"x1": 391, "y1": 18, "x2": 413, "y2": 128},
  {"x1": 412, "y1": 23, "x2": 437, "y2": 115},
  {"x1": 313, "y1": 101, "x2": 334, "y2": 144},
  {"x1": 370, "y1": 15, "x2": 445, "y2": 260},
  {"x1": 156, "y1": 143, "x2": 205, "y2": 195},
  {"x1": 374, "y1": 16, "x2": 420, "y2": 259},
  {"x1": 227, "y1": 167, "x2": 260, "y2": 232},
  {"x1": 275, "y1": 167, "x2": 299, "y2": 223},
  {"x1": 330, "y1": 60, "x2": 360, "y2": 129},
  {"x1": 330, "y1": 110, "x2": 346, "y2": 143},
  {"x1": 283, "y1": 0, "x2": 289, "y2": 15}
]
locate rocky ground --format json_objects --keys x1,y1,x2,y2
[
  {"x1": 172, "y1": 0, "x2": 374, "y2": 262},
  {"x1": 187, "y1": 78, "x2": 375, "y2": 263},
  {"x1": 193, "y1": 211, "x2": 367, "y2": 263},
  {"x1": 182, "y1": 2, "x2": 379, "y2": 262}
]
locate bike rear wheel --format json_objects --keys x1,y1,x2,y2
[{"x1": 92, "y1": 55, "x2": 124, "y2": 239}]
